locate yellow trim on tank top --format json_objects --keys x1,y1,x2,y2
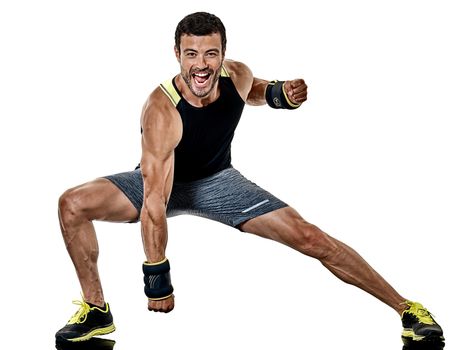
[
  {"x1": 221, "y1": 64, "x2": 230, "y2": 77},
  {"x1": 160, "y1": 79, "x2": 181, "y2": 107}
]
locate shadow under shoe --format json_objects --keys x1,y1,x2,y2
[
  {"x1": 402, "y1": 335, "x2": 445, "y2": 350},
  {"x1": 56, "y1": 337, "x2": 116, "y2": 350},
  {"x1": 55, "y1": 300, "x2": 115, "y2": 342}
]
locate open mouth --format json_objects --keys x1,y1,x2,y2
[{"x1": 192, "y1": 71, "x2": 211, "y2": 88}]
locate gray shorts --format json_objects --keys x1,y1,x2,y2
[{"x1": 104, "y1": 166, "x2": 288, "y2": 228}]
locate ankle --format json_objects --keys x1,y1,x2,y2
[
  {"x1": 396, "y1": 300, "x2": 410, "y2": 316},
  {"x1": 82, "y1": 291, "x2": 105, "y2": 308},
  {"x1": 84, "y1": 298, "x2": 106, "y2": 309}
]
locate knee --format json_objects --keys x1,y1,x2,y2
[
  {"x1": 58, "y1": 187, "x2": 88, "y2": 228},
  {"x1": 289, "y1": 221, "x2": 339, "y2": 260}
]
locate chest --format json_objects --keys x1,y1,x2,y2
[{"x1": 176, "y1": 93, "x2": 244, "y2": 148}]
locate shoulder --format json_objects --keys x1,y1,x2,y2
[
  {"x1": 143, "y1": 86, "x2": 177, "y2": 122},
  {"x1": 223, "y1": 60, "x2": 254, "y2": 101},
  {"x1": 141, "y1": 86, "x2": 182, "y2": 141},
  {"x1": 224, "y1": 60, "x2": 253, "y2": 78}
]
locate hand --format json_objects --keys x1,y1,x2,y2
[
  {"x1": 148, "y1": 294, "x2": 175, "y2": 313},
  {"x1": 283, "y1": 79, "x2": 308, "y2": 105}
]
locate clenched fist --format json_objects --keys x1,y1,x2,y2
[
  {"x1": 283, "y1": 79, "x2": 308, "y2": 105},
  {"x1": 148, "y1": 294, "x2": 175, "y2": 313}
]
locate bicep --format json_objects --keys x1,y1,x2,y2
[{"x1": 140, "y1": 104, "x2": 181, "y2": 203}]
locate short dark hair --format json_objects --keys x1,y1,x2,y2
[{"x1": 175, "y1": 12, "x2": 227, "y2": 53}]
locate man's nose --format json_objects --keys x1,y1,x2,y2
[{"x1": 195, "y1": 55, "x2": 207, "y2": 69}]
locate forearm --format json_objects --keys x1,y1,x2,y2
[
  {"x1": 140, "y1": 197, "x2": 168, "y2": 263},
  {"x1": 246, "y1": 78, "x2": 269, "y2": 106},
  {"x1": 139, "y1": 153, "x2": 174, "y2": 263},
  {"x1": 140, "y1": 199, "x2": 174, "y2": 304}
]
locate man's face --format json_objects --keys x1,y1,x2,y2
[{"x1": 175, "y1": 33, "x2": 224, "y2": 98}]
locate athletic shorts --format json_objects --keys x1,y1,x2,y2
[{"x1": 103, "y1": 166, "x2": 288, "y2": 228}]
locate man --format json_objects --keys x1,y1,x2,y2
[{"x1": 55, "y1": 12, "x2": 444, "y2": 346}]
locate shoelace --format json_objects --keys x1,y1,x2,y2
[
  {"x1": 403, "y1": 301, "x2": 435, "y2": 325},
  {"x1": 68, "y1": 299, "x2": 91, "y2": 324}
]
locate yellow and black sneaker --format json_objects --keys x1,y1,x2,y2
[
  {"x1": 55, "y1": 299, "x2": 116, "y2": 342},
  {"x1": 401, "y1": 301, "x2": 444, "y2": 346}
]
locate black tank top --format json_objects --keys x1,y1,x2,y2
[{"x1": 160, "y1": 66, "x2": 245, "y2": 182}]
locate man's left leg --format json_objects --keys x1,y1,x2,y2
[
  {"x1": 239, "y1": 206, "x2": 406, "y2": 312},
  {"x1": 238, "y1": 206, "x2": 444, "y2": 342}
]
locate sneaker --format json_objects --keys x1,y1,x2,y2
[
  {"x1": 55, "y1": 299, "x2": 116, "y2": 342},
  {"x1": 401, "y1": 301, "x2": 444, "y2": 343}
]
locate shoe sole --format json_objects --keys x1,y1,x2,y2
[
  {"x1": 59, "y1": 324, "x2": 116, "y2": 342},
  {"x1": 402, "y1": 335, "x2": 445, "y2": 349}
]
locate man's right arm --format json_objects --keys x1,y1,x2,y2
[
  {"x1": 139, "y1": 90, "x2": 182, "y2": 312},
  {"x1": 224, "y1": 60, "x2": 307, "y2": 107}
]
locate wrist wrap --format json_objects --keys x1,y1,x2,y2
[
  {"x1": 143, "y1": 258, "x2": 174, "y2": 300},
  {"x1": 265, "y1": 80, "x2": 301, "y2": 109}
]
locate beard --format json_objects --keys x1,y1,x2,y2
[{"x1": 181, "y1": 65, "x2": 222, "y2": 98}]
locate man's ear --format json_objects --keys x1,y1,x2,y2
[{"x1": 174, "y1": 46, "x2": 181, "y2": 63}]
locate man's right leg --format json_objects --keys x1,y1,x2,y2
[
  {"x1": 56, "y1": 177, "x2": 139, "y2": 342},
  {"x1": 58, "y1": 177, "x2": 139, "y2": 307}
]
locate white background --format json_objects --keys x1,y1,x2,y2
[{"x1": 1, "y1": 0, "x2": 465, "y2": 349}]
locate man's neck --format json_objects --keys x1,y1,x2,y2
[{"x1": 175, "y1": 75, "x2": 221, "y2": 108}]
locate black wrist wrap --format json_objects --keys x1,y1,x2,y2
[
  {"x1": 143, "y1": 259, "x2": 174, "y2": 300},
  {"x1": 265, "y1": 80, "x2": 301, "y2": 109}
]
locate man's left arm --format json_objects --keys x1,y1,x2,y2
[{"x1": 246, "y1": 78, "x2": 308, "y2": 108}]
